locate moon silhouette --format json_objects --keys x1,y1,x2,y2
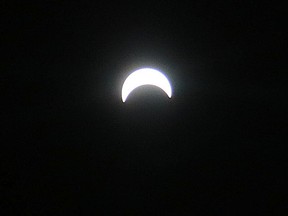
[{"x1": 121, "y1": 68, "x2": 172, "y2": 102}]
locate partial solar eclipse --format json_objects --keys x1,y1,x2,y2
[{"x1": 121, "y1": 68, "x2": 172, "y2": 102}]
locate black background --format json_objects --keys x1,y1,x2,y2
[{"x1": 2, "y1": 1, "x2": 287, "y2": 215}]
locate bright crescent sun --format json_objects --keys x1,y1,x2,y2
[{"x1": 121, "y1": 68, "x2": 172, "y2": 102}]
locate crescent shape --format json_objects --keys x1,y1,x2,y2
[{"x1": 121, "y1": 68, "x2": 172, "y2": 102}]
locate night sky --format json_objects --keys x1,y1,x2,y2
[{"x1": 2, "y1": 1, "x2": 287, "y2": 215}]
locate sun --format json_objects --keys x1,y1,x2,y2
[{"x1": 121, "y1": 68, "x2": 172, "y2": 102}]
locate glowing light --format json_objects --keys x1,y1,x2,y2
[{"x1": 121, "y1": 68, "x2": 172, "y2": 102}]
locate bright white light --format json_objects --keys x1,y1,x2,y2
[{"x1": 121, "y1": 68, "x2": 172, "y2": 102}]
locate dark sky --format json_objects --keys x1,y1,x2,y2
[{"x1": 2, "y1": 1, "x2": 287, "y2": 215}]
